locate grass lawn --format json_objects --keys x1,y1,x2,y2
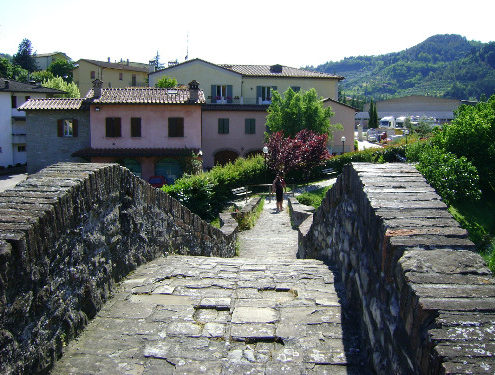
[
  {"x1": 448, "y1": 194, "x2": 495, "y2": 273},
  {"x1": 296, "y1": 185, "x2": 332, "y2": 209}
]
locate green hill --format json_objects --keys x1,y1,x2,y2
[{"x1": 310, "y1": 34, "x2": 495, "y2": 101}]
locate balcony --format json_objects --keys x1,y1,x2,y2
[{"x1": 207, "y1": 97, "x2": 270, "y2": 105}]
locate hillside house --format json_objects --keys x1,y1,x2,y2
[
  {"x1": 33, "y1": 52, "x2": 71, "y2": 71},
  {"x1": 73, "y1": 59, "x2": 151, "y2": 97},
  {"x1": 150, "y1": 59, "x2": 352, "y2": 167}
]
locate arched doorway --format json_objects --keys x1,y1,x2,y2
[
  {"x1": 214, "y1": 150, "x2": 239, "y2": 166},
  {"x1": 119, "y1": 158, "x2": 142, "y2": 178},
  {"x1": 155, "y1": 158, "x2": 183, "y2": 184}
]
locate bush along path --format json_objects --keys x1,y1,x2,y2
[{"x1": 51, "y1": 195, "x2": 368, "y2": 374}]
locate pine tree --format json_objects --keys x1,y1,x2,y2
[
  {"x1": 12, "y1": 39, "x2": 38, "y2": 72},
  {"x1": 368, "y1": 99, "x2": 378, "y2": 128}
]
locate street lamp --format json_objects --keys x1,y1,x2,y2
[
  {"x1": 263, "y1": 146, "x2": 268, "y2": 184},
  {"x1": 341, "y1": 136, "x2": 346, "y2": 154}
]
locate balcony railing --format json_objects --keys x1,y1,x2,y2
[{"x1": 207, "y1": 97, "x2": 271, "y2": 105}]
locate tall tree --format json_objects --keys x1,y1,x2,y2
[
  {"x1": 368, "y1": 99, "x2": 378, "y2": 128},
  {"x1": 12, "y1": 39, "x2": 38, "y2": 72},
  {"x1": 266, "y1": 88, "x2": 341, "y2": 138}
]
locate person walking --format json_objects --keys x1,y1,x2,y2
[{"x1": 272, "y1": 173, "x2": 286, "y2": 213}]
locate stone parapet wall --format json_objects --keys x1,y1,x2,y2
[
  {"x1": 0, "y1": 162, "x2": 236, "y2": 375},
  {"x1": 297, "y1": 163, "x2": 495, "y2": 374}
]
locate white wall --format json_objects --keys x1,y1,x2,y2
[{"x1": 0, "y1": 93, "x2": 13, "y2": 167}]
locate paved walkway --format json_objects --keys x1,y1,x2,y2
[{"x1": 52, "y1": 197, "x2": 366, "y2": 374}]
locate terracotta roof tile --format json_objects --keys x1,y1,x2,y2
[
  {"x1": 0, "y1": 79, "x2": 65, "y2": 94},
  {"x1": 88, "y1": 87, "x2": 205, "y2": 104},
  {"x1": 18, "y1": 98, "x2": 85, "y2": 111},
  {"x1": 219, "y1": 64, "x2": 343, "y2": 79},
  {"x1": 78, "y1": 59, "x2": 150, "y2": 73}
]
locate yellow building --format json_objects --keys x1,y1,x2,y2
[
  {"x1": 73, "y1": 59, "x2": 150, "y2": 97},
  {"x1": 149, "y1": 59, "x2": 342, "y2": 104}
]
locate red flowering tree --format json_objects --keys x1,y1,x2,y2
[{"x1": 266, "y1": 129, "x2": 330, "y2": 177}]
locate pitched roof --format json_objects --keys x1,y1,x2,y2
[
  {"x1": 149, "y1": 58, "x2": 240, "y2": 77},
  {"x1": 150, "y1": 58, "x2": 343, "y2": 80},
  {"x1": 219, "y1": 64, "x2": 344, "y2": 80},
  {"x1": 0, "y1": 79, "x2": 65, "y2": 94},
  {"x1": 18, "y1": 98, "x2": 85, "y2": 111},
  {"x1": 87, "y1": 87, "x2": 205, "y2": 104},
  {"x1": 34, "y1": 52, "x2": 70, "y2": 59},
  {"x1": 77, "y1": 59, "x2": 150, "y2": 73}
]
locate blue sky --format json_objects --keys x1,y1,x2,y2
[{"x1": 1, "y1": 0, "x2": 494, "y2": 68}]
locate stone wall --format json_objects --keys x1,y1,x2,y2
[
  {"x1": 0, "y1": 162, "x2": 236, "y2": 374},
  {"x1": 297, "y1": 163, "x2": 495, "y2": 374},
  {"x1": 26, "y1": 111, "x2": 90, "y2": 174}
]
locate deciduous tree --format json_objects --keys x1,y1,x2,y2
[
  {"x1": 48, "y1": 59, "x2": 75, "y2": 82},
  {"x1": 155, "y1": 75, "x2": 178, "y2": 88},
  {"x1": 266, "y1": 88, "x2": 341, "y2": 138},
  {"x1": 42, "y1": 76, "x2": 80, "y2": 98}
]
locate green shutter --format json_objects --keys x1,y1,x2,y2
[
  {"x1": 211, "y1": 85, "x2": 216, "y2": 103},
  {"x1": 227, "y1": 85, "x2": 233, "y2": 103},
  {"x1": 256, "y1": 86, "x2": 262, "y2": 104}
]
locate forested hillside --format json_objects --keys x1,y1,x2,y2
[{"x1": 310, "y1": 34, "x2": 495, "y2": 101}]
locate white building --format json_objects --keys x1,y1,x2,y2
[{"x1": 0, "y1": 80, "x2": 63, "y2": 168}]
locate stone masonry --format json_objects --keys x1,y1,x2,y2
[
  {"x1": 298, "y1": 163, "x2": 495, "y2": 374},
  {"x1": 0, "y1": 163, "x2": 236, "y2": 374},
  {"x1": 51, "y1": 196, "x2": 368, "y2": 374}
]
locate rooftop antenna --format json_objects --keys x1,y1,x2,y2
[{"x1": 185, "y1": 32, "x2": 189, "y2": 61}]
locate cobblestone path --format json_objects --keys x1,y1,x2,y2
[{"x1": 52, "y1": 198, "x2": 366, "y2": 374}]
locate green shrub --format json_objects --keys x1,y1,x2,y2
[
  {"x1": 405, "y1": 139, "x2": 431, "y2": 162},
  {"x1": 416, "y1": 146, "x2": 482, "y2": 205},
  {"x1": 163, "y1": 155, "x2": 266, "y2": 220},
  {"x1": 296, "y1": 186, "x2": 332, "y2": 209}
]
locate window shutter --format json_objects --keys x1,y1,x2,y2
[
  {"x1": 106, "y1": 118, "x2": 112, "y2": 137},
  {"x1": 256, "y1": 86, "x2": 262, "y2": 104},
  {"x1": 72, "y1": 119, "x2": 78, "y2": 137},
  {"x1": 227, "y1": 85, "x2": 233, "y2": 103},
  {"x1": 211, "y1": 85, "x2": 216, "y2": 103},
  {"x1": 115, "y1": 118, "x2": 121, "y2": 137},
  {"x1": 57, "y1": 119, "x2": 63, "y2": 137}
]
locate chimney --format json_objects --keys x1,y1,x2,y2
[
  {"x1": 4, "y1": 80, "x2": 9, "y2": 89},
  {"x1": 92, "y1": 79, "x2": 103, "y2": 99},
  {"x1": 188, "y1": 80, "x2": 200, "y2": 103},
  {"x1": 107, "y1": 57, "x2": 111, "y2": 63}
]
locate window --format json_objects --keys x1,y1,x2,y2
[
  {"x1": 17, "y1": 145, "x2": 26, "y2": 152},
  {"x1": 245, "y1": 119, "x2": 256, "y2": 134},
  {"x1": 132, "y1": 74, "x2": 137, "y2": 86},
  {"x1": 119, "y1": 72, "x2": 123, "y2": 81},
  {"x1": 11, "y1": 96, "x2": 17, "y2": 108},
  {"x1": 211, "y1": 85, "x2": 233, "y2": 103},
  {"x1": 256, "y1": 86, "x2": 277, "y2": 103},
  {"x1": 105, "y1": 117, "x2": 121, "y2": 137},
  {"x1": 218, "y1": 118, "x2": 229, "y2": 134},
  {"x1": 57, "y1": 119, "x2": 78, "y2": 137},
  {"x1": 25, "y1": 96, "x2": 30, "y2": 101},
  {"x1": 90, "y1": 71, "x2": 95, "y2": 79},
  {"x1": 291, "y1": 86, "x2": 301, "y2": 92},
  {"x1": 131, "y1": 117, "x2": 141, "y2": 137},
  {"x1": 168, "y1": 117, "x2": 184, "y2": 137}
]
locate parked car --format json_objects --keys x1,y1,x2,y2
[{"x1": 148, "y1": 176, "x2": 166, "y2": 188}]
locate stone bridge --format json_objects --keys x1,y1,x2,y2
[{"x1": 0, "y1": 162, "x2": 494, "y2": 374}]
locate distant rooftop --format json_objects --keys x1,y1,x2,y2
[
  {"x1": 19, "y1": 98, "x2": 85, "y2": 111},
  {"x1": 76, "y1": 59, "x2": 150, "y2": 73},
  {"x1": 88, "y1": 87, "x2": 205, "y2": 104},
  {"x1": 0, "y1": 79, "x2": 65, "y2": 94}
]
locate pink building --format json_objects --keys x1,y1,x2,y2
[
  {"x1": 73, "y1": 80, "x2": 204, "y2": 183},
  {"x1": 201, "y1": 105, "x2": 268, "y2": 168}
]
